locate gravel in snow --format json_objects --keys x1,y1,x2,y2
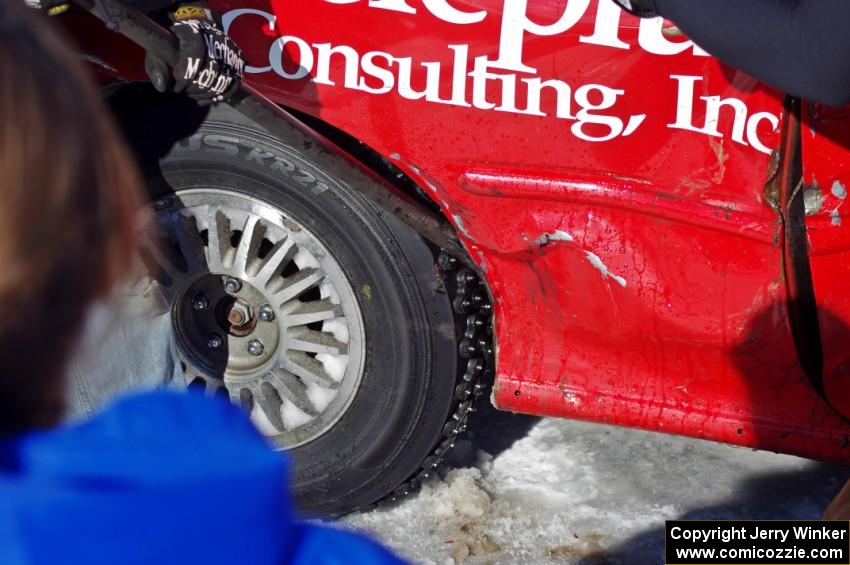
[{"x1": 341, "y1": 401, "x2": 849, "y2": 564}]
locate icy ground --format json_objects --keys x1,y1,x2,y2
[{"x1": 342, "y1": 401, "x2": 850, "y2": 565}]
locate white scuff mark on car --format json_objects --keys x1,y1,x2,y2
[
  {"x1": 534, "y1": 230, "x2": 575, "y2": 246},
  {"x1": 585, "y1": 251, "x2": 627, "y2": 288},
  {"x1": 453, "y1": 215, "x2": 473, "y2": 239},
  {"x1": 476, "y1": 250, "x2": 491, "y2": 274},
  {"x1": 549, "y1": 230, "x2": 575, "y2": 242},
  {"x1": 831, "y1": 181, "x2": 846, "y2": 226},
  {"x1": 804, "y1": 184, "x2": 824, "y2": 215},
  {"x1": 532, "y1": 230, "x2": 627, "y2": 290},
  {"x1": 389, "y1": 152, "x2": 401, "y2": 160}
]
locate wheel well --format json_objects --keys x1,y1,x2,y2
[
  {"x1": 286, "y1": 108, "x2": 444, "y2": 216},
  {"x1": 101, "y1": 82, "x2": 445, "y2": 222}
]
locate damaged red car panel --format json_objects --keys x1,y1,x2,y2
[
  {"x1": 67, "y1": 0, "x2": 850, "y2": 461},
  {"x1": 801, "y1": 103, "x2": 850, "y2": 425}
]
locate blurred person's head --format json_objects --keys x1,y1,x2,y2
[{"x1": 0, "y1": 3, "x2": 142, "y2": 436}]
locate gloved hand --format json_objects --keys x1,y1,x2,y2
[
  {"x1": 145, "y1": 4, "x2": 245, "y2": 106},
  {"x1": 24, "y1": 0, "x2": 70, "y2": 16},
  {"x1": 610, "y1": 0, "x2": 658, "y2": 18}
]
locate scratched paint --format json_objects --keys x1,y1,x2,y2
[
  {"x1": 585, "y1": 251, "x2": 628, "y2": 288},
  {"x1": 830, "y1": 180, "x2": 846, "y2": 226},
  {"x1": 475, "y1": 250, "x2": 491, "y2": 274},
  {"x1": 453, "y1": 215, "x2": 472, "y2": 239},
  {"x1": 533, "y1": 231, "x2": 626, "y2": 288},
  {"x1": 534, "y1": 230, "x2": 575, "y2": 246},
  {"x1": 804, "y1": 182, "x2": 825, "y2": 215}
]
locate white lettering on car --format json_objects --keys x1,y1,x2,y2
[
  {"x1": 223, "y1": 3, "x2": 779, "y2": 154},
  {"x1": 669, "y1": 75, "x2": 780, "y2": 154}
]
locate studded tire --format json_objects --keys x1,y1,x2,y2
[{"x1": 131, "y1": 100, "x2": 463, "y2": 516}]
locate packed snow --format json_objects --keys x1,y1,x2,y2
[{"x1": 342, "y1": 401, "x2": 849, "y2": 564}]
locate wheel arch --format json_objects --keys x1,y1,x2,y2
[{"x1": 100, "y1": 82, "x2": 472, "y2": 264}]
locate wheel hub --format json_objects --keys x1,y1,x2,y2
[
  {"x1": 141, "y1": 190, "x2": 366, "y2": 449},
  {"x1": 225, "y1": 298, "x2": 255, "y2": 336},
  {"x1": 175, "y1": 274, "x2": 281, "y2": 378}
]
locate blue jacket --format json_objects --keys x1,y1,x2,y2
[{"x1": 0, "y1": 392, "x2": 405, "y2": 565}]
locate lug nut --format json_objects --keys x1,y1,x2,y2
[
  {"x1": 258, "y1": 304, "x2": 275, "y2": 322},
  {"x1": 224, "y1": 277, "x2": 242, "y2": 294},
  {"x1": 247, "y1": 339, "x2": 265, "y2": 357},
  {"x1": 207, "y1": 333, "x2": 224, "y2": 350},
  {"x1": 193, "y1": 293, "x2": 210, "y2": 311}
]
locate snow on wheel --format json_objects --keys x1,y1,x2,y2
[{"x1": 132, "y1": 103, "x2": 492, "y2": 515}]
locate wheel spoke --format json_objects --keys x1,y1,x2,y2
[
  {"x1": 283, "y1": 300, "x2": 343, "y2": 328},
  {"x1": 270, "y1": 268, "x2": 325, "y2": 304},
  {"x1": 250, "y1": 383, "x2": 286, "y2": 432},
  {"x1": 232, "y1": 216, "x2": 264, "y2": 276},
  {"x1": 230, "y1": 387, "x2": 253, "y2": 412},
  {"x1": 254, "y1": 237, "x2": 297, "y2": 287},
  {"x1": 288, "y1": 328, "x2": 348, "y2": 355},
  {"x1": 206, "y1": 208, "x2": 230, "y2": 272},
  {"x1": 269, "y1": 369, "x2": 319, "y2": 417},
  {"x1": 283, "y1": 351, "x2": 339, "y2": 388}
]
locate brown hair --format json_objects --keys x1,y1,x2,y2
[{"x1": 0, "y1": 4, "x2": 143, "y2": 435}]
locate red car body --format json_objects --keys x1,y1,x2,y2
[{"x1": 66, "y1": 0, "x2": 850, "y2": 463}]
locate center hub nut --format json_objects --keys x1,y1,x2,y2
[
  {"x1": 226, "y1": 298, "x2": 256, "y2": 337},
  {"x1": 228, "y1": 308, "x2": 246, "y2": 326}
]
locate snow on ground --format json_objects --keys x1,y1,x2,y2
[{"x1": 342, "y1": 401, "x2": 850, "y2": 565}]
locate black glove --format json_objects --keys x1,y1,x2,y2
[
  {"x1": 145, "y1": 5, "x2": 245, "y2": 106},
  {"x1": 610, "y1": 0, "x2": 658, "y2": 18},
  {"x1": 24, "y1": 0, "x2": 70, "y2": 15}
]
